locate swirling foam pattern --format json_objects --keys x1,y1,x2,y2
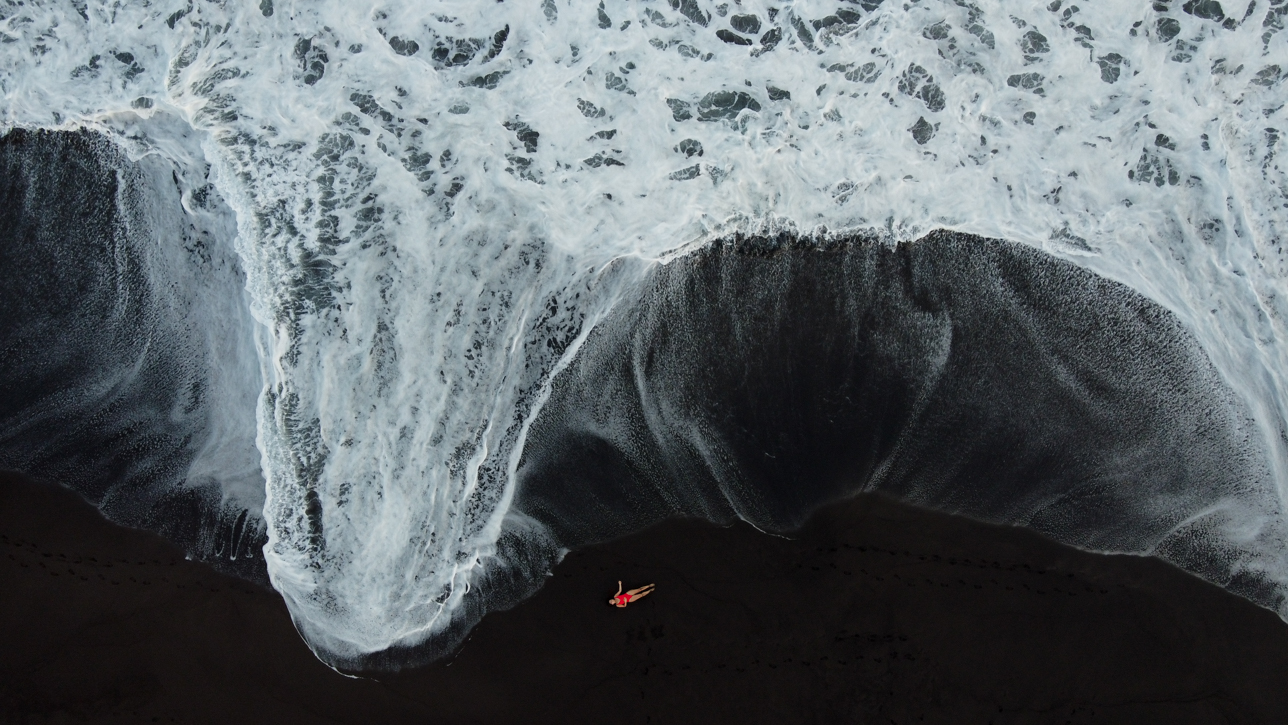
[{"x1": 2, "y1": 0, "x2": 1287, "y2": 664}]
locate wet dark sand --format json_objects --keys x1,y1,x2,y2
[{"x1": 4, "y1": 470, "x2": 1288, "y2": 724}]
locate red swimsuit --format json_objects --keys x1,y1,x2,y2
[{"x1": 613, "y1": 593, "x2": 632, "y2": 606}]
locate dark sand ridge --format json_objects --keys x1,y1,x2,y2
[{"x1": 4, "y1": 470, "x2": 1288, "y2": 724}]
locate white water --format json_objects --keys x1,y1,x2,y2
[{"x1": 3, "y1": 0, "x2": 1287, "y2": 660}]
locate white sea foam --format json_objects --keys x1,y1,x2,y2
[{"x1": 3, "y1": 0, "x2": 1287, "y2": 659}]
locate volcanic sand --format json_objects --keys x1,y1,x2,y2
[{"x1": 3, "y1": 471, "x2": 1287, "y2": 724}]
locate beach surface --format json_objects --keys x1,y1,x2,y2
[{"x1": 3, "y1": 470, "x2": 1288, "y2": 724}]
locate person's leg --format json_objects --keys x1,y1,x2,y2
[{"x1": 630, "y1": 587, "x2": 653, "y2": 601}]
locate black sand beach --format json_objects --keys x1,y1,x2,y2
[
  {"x1": 4, "y1": 470, "x2": 1288, "y2": 724},
  {"x1": 8, "y1": 128, "x2": 1286, "y2": 721}
]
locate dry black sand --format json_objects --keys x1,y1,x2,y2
[{"x1": 4, "y1": 470, "x2": 1288, "y2": 724}]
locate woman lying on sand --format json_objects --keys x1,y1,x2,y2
[{"x1": 609, "y1": 581, "x2": 655, "y2": 607}]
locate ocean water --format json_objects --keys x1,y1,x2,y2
[
  {"x1": 0, "y1": 127, "x2": 267, "y2": 575},
  {"x1": 2, "y1": 0, "x2": 1287, "y2": 667}
]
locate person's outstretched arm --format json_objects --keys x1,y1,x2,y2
[{"x1": 615, "y1": 581, "x2": 622, "y2": 597}]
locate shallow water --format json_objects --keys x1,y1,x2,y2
[
  {"x1": 520, "y1": 233, "x2": 1282, "y2": 603},
  {"x1": 0, "y1": 128, "x2": 266, "y2": 577}
]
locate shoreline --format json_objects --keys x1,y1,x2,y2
[{"x1": 4, "y1": 470, "x2": 1288, "y2": 723}]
